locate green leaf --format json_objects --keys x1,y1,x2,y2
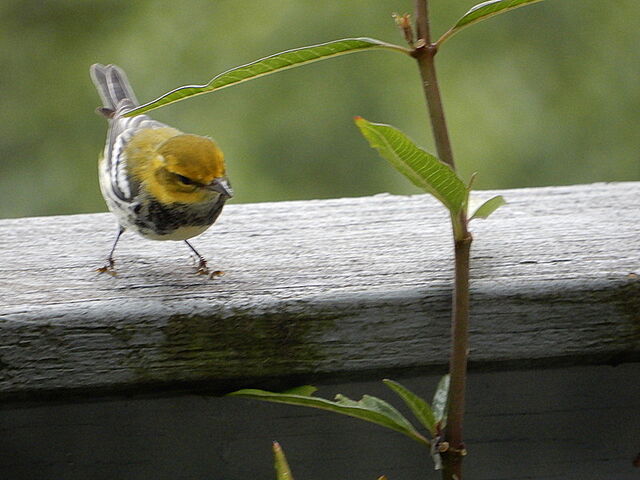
[
  {"x1": 282, "y1": 385, "x2": 318, "y2": 396},
  {"x1": 469, "y1": 195, "x2": 506, "y2": 221},
  {"x1": 438, "y1": 0, "x2": 545, "y2": 46},
  {"x1": 229, "y1": 388, "x2": 429, "y2": 445},
  {"x1": 383, "y1": 379, "x2": 437, "y2": 436},
  {"x1": 355, "y1": 117, "x2": 467, "y2": 214},
  {"x1": 273, "y1": 442, "x2": 294, "y2": 480},
  {"x1": 432, "y1": 375, "x2": 450, "y2": 428},
  {"x1": 125, "y1": 38, "x2": 409, "y2": 116}
]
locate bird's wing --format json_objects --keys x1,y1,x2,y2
[{"x1": 105, "y1": 114, "x2": 168, "y2": 202}]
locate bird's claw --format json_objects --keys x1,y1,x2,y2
[
  {"x1": 195, "y1": 258, "x2": 209, "y2": 275},
  {"x1": 209, "y1": 270, "x2": 225, "y2": 279},
  {"x1": 96, "y1": 258, "x2": 117, "y2": 276},
  {"x1": 193, "y1": 258, "x2": 224, "y2": 278}
]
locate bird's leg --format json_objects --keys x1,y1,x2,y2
[
  {"x1": 97, "y1": 226, "x2": 125, "y2": 275},
  {"x1": 184, "y1": 240, "x2": 210, "y2": 275}
]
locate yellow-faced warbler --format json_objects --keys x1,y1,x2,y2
[{"x1": 90, "y1": 64, "x2": 232, "y2": 275}]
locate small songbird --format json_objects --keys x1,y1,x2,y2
[{"x1": 90, "y1": 64, "x2": 233, "y2": 275}]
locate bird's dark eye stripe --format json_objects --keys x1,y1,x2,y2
[{"x1": 175, "y1": 174, "x2": 196, "y2": 186}]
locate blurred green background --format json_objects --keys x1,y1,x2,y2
[{"x1": 1, "y1": 0, "x2": 638, "y2": 219}]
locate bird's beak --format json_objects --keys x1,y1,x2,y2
[{"x1": 207, "y1": 177, "x2": 233, "y2": 198}]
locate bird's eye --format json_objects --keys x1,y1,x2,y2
[{"x1": 176, "y1": 174, "x2": 196, "y2": 186}]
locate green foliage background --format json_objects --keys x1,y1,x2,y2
[{"x1": 1, "y1": 0, "x2": 638, "y2": 219}]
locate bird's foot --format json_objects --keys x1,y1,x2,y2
[
  {"x1": 192, "y1": 257, "x2": 224, "y2": 278},
  {"x1": 195, "y1": 257, "x2": 209, "y2": 275},
  {"x1": 209, "y1": 270, "x2": 225, "y2": 279},
  {"x1": 96, "y1": 258, "x2": 117, "y2": 276}
]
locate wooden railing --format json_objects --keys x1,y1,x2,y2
[
  {"x1": 1, "y1": 182, "x2": 638, "y2": 402},
  {"x1": 1, "y1": 182, "x2": 639, "y2": 479}
]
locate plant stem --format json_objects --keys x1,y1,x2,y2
[
  {"x1": 413, "y1": 2, "x2": 455, "y2": 171},
  {"x1": 414, "y1": 0, "x2": 431, "y2": 43},
  {"x1": 413, "y1": 1, "x2": 471, "y2": 479},
  {"x1": 441, "y1": 229, "x2": 471, "y2": 480}
]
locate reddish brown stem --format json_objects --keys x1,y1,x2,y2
[
  {"x1": 441, "y1": 229, "x2": 471, "y2": 480},
  {"x1": 412, "y1": 2, "x2": 455, "y2": 170},
  {"x1": 412, "y1": 2, "x2": 470, "y2": 479}
]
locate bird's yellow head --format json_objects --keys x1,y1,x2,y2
[{"x1": 146, "y1": 134, "x2": 231, "y2": 205}]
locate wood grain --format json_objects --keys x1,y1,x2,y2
[{"x1": 1, "y1": 182, "x2": 638, "y2": 401}]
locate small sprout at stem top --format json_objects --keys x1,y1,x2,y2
[{"x1": 393, "y1": 12, "x2": 415, "y2": 46}]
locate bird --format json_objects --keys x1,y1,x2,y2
[{"x1": 90, "y1": 64, "x2": 233, "y2": 275}]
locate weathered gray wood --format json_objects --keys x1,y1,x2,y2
[{"x1": 1, "y1": 182, "x2": 639, "y2": 401}]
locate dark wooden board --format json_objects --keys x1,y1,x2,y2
[{"x1": 1, "y1": 365, "x2": 638, "y2": 479}]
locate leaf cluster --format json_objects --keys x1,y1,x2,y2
[
  {"x1": 121, "y1": 1, "x2": 538, "y2": 224},
  {"x1": 230, "y1": 376, "x2": 450, "y2": 447}
]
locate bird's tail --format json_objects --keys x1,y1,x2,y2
[{"x1": 90, "y1": 64, "x2": 139, "y2": 113}]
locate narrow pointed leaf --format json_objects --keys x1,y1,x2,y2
[
  {"x1": 125, "y1": 38, "x2": 409, "y2": 116},
  {"x1": 334, "y1": 393, "x2": 420, "y2": 436},
  {"x1": 432, "y1": 375, "x2": 450, "y2": 427},
  {"x1": 438, "y1": 0, "x2": 545, "y2": 46},
  {"x1": 355, "y1": 117, "x2": 467, "y2": 214},
  {"x1": 273, "y1": 442, "x2": 294, "y2": 480},
  {"x1": 230, "y1": 388, "x2": 429, "y2": 445},
  {"x1": 383, "y1": 379, "x2": 437, "y2": 436},
  {"x1": 469, "y1": 195, "x2": 506, "y2": 221}
]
